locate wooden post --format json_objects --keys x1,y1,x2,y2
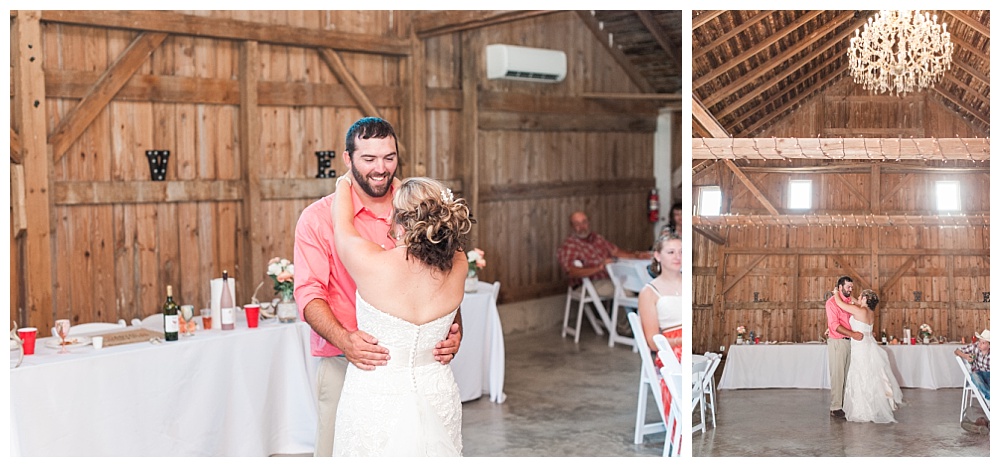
[
  {"x1": 407, "y1": 33, "x2": 427, "y2": 177},
  {"x1": 461, "y1": 31, "x2": 479, "y2": 243},
  {"x1": 13, "y1": 11, "x2": 55, "y2": 330},
  {"x1": 239, "y1": 41, "x2": 262, "y2": 305}
]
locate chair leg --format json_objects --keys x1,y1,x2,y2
[
  {"x1": 574, "y1": 297, "x2": 586, "y2": 343},
  {"x1": 561, "y1": 291, "x2": 572, "y2": 338},
  {"x1": 608, "y1": 300, "x2": 619, "y2": 348},
  {"x1": 634, "y1": 378, "x2": 648, "y2": 444}
]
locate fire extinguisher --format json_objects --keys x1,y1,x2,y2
[{"x1": 648, "y1": 188, "x2": 659, "y2": 224}]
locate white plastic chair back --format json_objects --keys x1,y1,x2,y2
[
  {"x1": 490, "y1": 281, "x2": 501, "y2": 302},
  {"x1": 51, "y1": 319, "x2": 127, "y2": 337},
  {"x1": 561, "y1": 278, "x2": 611, "y2": 343},
  {"x1": 134, "y1": 313, "x2": 165, "y2": 332},
  {"x1": 605, "y1": 262, "x2": 643, "y2": 350},
  {"x1": 653, "y1": 333, "x2": 683, "y2": 457},
  {"x1": 955, "y1": 355, "x2": 990, "y2": 422},
  {"x1": 690, "y1": 357, "x2": 709, "y2": 435},
  {"x1": 701, "y1": 352, "x2": 722, "y2": 428},
  {"x1": 626, "y1": 312, "x2": 667, "y2": 447}
]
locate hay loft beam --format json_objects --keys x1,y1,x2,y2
[{"x1": 692, "y1": 137, "x2": 990, "y2": 160}]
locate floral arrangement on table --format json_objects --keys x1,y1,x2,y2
[
  {"x1": 267, "y1": 257, "x2": 295, "y2": 302},
  {"x1": 919, "y1": 323, "x2": 933, "y2": 339},
  {"x1": 736, "y1": 325, "x2": 747, "y2": 342},
  {"x1": 466, "y1": 248, "x2": 486, "y2": 278}
]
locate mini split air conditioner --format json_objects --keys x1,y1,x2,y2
[{"x1": 486, "y1": 44, "x2": 567, "y2": 83}]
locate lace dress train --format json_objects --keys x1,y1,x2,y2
[{"x1": 843, "y1": 316, "x2": 904, "y2": 424}]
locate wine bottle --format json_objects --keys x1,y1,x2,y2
[
  {"x1": 220, "y1": 270, "x2": 235, "y2": 330},
  {"x1": 163, "y1": 285, "x2": 179, "y2": 341},
  {"x1": 881, "y1": 329, "x2": 887, "y2": 345}
]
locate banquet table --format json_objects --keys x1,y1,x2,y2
[
  {"x1": 717, "y1": 342, "x2": 964, "y2": 390},
  {"x1": 451, "y1": 281, "x2": 507, "y2": 403},
  {"x1": 10, "y1": 315, "x2": 320, "y2": 456}
]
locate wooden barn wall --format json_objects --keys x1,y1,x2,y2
[
  {"x1": 763, "y1": 80, "x2": 986, "y2": 138},
  {"x1": 11, "y1": 10, "x2": 661, "y2": 332},
  {"x1": 693, "y1": 162, "x2": 990, "y2": 355},
  {"x1": 422, "y1": 12, "x2": 659, "y2": 302}
]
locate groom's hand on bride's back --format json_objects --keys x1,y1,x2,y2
[
  {"x1": 344, "y1": 330, "x2": 390, "y2": 371},
  {"x1": 433, "y1": 323, "x2": 462, "y2": 364}
]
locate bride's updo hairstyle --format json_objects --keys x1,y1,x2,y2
[
  {"x1": 393, "y1": 177, "x2": 475, "y2": 272},
  {"x1": 860, "y1": 289, "x2": 879, "y2": 311}
]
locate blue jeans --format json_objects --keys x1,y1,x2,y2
[{"x1": 971, "y1": 371, "x2": 990, "y2": 401}]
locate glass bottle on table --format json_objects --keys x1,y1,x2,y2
[
  {"x1": 881, "y1": 329, "x2": 887, "y2": 345},
  {"x1": 220, "y1": 270, "x2": 235, "y2": 331},
  {"x1": 163, "y1": 285, "x2": 179, "y2": 342}
]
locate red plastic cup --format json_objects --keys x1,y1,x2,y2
[
  {"x1": 17, "y1": 327, "x2": 38, "y2": 355},
  {"x1": 910, "y1": 337, "x2": 917, "y2": 345},
  {"x1": 244, "y1": 304, "x2": 260, "y2": 328},
  {"x1": 754, "y1": 337, "x2": 760, "y2": 344}
]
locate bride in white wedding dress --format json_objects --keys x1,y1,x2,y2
[
  {"x1": 833, "y1": 289, "x2": 904, "y2": 423},
  {"x1": 330, "y1": 175, "x2": 473, "y2": 456}
]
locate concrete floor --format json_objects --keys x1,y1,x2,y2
[
  {"x1": 692, "y1": 361, "x2": 991, "y2": 457},
  {"x1": 461, "y1": 326, "x2": 665, "y2": 456}
]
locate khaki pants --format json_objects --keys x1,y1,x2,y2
[
  {"x1": 828, "y1": 338, "x2": 851, "y2": 411},
  {"x1": 313, "y1": 356, "x2": 348, "y2": 457}
]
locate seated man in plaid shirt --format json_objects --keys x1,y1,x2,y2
[
  {"x1": 955, "y1": 329, "x2": 990, "y2": 434},
  {"x1": 558, "y1": 211, "x2": 652, "y2": 336}
]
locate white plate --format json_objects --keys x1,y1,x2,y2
[{"x1": 44, "y1": 336, "x2": 92, "y2": 349}]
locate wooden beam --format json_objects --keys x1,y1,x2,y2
[
  {"x1": 692, "y1": 225, "x2": 726, "y2": 245},
  {"x1": 693, "y1": 10, "x2": 826, "y2": 89},
  {"x1": 951, "y1": 57, "x2": 991, "y2": 87},
  {"x1": 739, "y1": 61, "x2": 849, "y2": 136},
  {"x1": 317, "y1": 47, "x2": 407, "y2": 157},
  {"x1": 692, "y1": 10, "x2": 725, "y2": 30},
  {"x1": 49, "y1": 31, "x2": 168, "y2": 163},
  {"x1": 947, "y1": 30, "x2": 989, "y2": 64},
  {"x1": 880, "y1": 173, "x2": 914, "y2": 205},
  {"x1": 880, "y1": 256, "x2": 917, "y2": 294},
  {"x1": 11, "y1": 163, "x2": 27, "y2": 236},
  {"x1": 692, "y1": 159, "x2": 716, "y2": 179},
  {"x1": 833, "y1": 172, "x2": 869, "y2": 206},
  {"x1": 735, "y1": 164, "x2": 989, "y2": 175},
  {"x1": 947, "y1": 10, "x2": 990, "y2": 39},
  {"x1": 478, "y1": 111, "x2": 656, "y2": 132},
  {"x1": 483, "y1": 91, "x2": 661, "y2": 115},
  {"x1": 933, "y1": 80, "x2": 991, "y2": 129},
  {"x1": 830, "y1": 255, "x2": 871, "y2": 291},
  {"x1": 40, "y1": 10, "x2": 411, "y2": 56},
  {"x1": 14, "y1": 11, "x2": 55, "y2": 330},
  {"x1": 575, "y1": 11, "x2": 655, "y2": 93},
  {"x1": 693, "y1": 246, "x2": 989, "y2": 256},
  {"x1": 870, "y1": 164, "x2": 881, "y2": 215},
  {"x1": 238, "y1": 40, "x2": 263, "y2": 306},
  {"x1": 10, "y1": 129, "x2": 23, "y2": 164},
  {"x1": 694, "y1": 10, "x2": 774, "y2": 60},
  {"x1": 692, "y1": 137, "x2": 990, "y2": 160},
  {"x1": 259, "y1": 178, "x2": 462, "y2": 201},
  {"x1": 479, "y1": 178, "x2": 654, "y2": 203},
  {"x1": 413, "y1": 10, "x2": 558, "y2": 38},
  {"x1": 580, "y1": 92, "x2": 681, "y2": 101},
  {"x1": 461, "y1": 31, "x2": 480, "y2": 245},
  {"x1": 407, "y1": 35, "x2": 427, "y2": 177},
  {"x1": 723, "y1": 160, "x2": 780, "y2": 215},
  {"x1": 692, "y1": 96, "x2": 729, "y2": 138},
  {"x1": 54, "y1": 181, "x2": 243, "y2": 205},
  {"x1": 721, "y1": 255, "x2": 766, "y2": 296},
  {"x1": 692, "y1": 213, "x2": 990, "y2": 227},
  {"x1": 635, "y1": 10, "x2": 680, "y2": 70}
]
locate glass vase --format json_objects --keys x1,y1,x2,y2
[
  {"x1": 277, "y1": 292, "x2": 297, "y2": 323},
  {"x1": 465, "y1": 271, "x2": 479, "y2": 293}
]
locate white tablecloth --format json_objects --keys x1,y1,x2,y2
[
  {"x1": 450, "y1": 281, "x2": 506, "y2": 403},
  {"x1": 10, "y1": 317, "x2": 319, "y2": 456},
  {"x1": 718, "y1": 342, "x2": 964, "y2": 390}
]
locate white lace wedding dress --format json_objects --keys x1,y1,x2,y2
[
  {"x1": 333, "y1": 293, "x2": 463, "y2": 456},
  {"x1": 843, "y1": 316, "x2": 903, "y2": 423}
]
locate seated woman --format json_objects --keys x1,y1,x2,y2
[{"x1": 637, "y1": 233, "x2": 682, "y2": 361}]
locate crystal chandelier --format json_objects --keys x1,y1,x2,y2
[{"x1": 848, "y1": 10, "x2": 953, "y2": 96}]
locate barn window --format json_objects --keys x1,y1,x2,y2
[
  {"x1": 788, "y1": 180, "x2": 812, "y2": 210},
  {"x1": 697, "y1": 186, "x2": 722, "y2": 216},
  {"x1": 936, "y1": 181, "x2": 961, "y2": 211}
]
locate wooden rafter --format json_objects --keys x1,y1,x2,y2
[
  {"x1": 580, "y1": 92, "x2": 681, "y2": 101},
  {"x1": 934, "y1": 79, "x2": 991, "y2": 128},
  {"x1": 951, "y1": 56, "x2": 991, "y2": 86},
  {"x1": 737, "y1": 164, "x2": 989, "y2": 175},
  {"x1": 40, "y1": 10, "x2": 410, "y2": 56},
  {"x1": 692, "y1": 11, "x2": 726, "y2": 30},
  {"x1": 693, "y1": 137, "x2": 991, "y2": 160},
  {"x1": 692, "y1": 96, "x2": 728, "y2": 138},
  {"x1": 723, "y1": 160, "x2": 780, "y2": 216},
  {"x1": 740, "y1": 60, "x2": 849, "y2": 136},
  {"x1": 722, "y1": 254, "x2": 766, "y2": 296},
  {"x1": 694, "y1": 10, "x2": 774, "y2": 61},
  {"x1": 694, "y1": 10, "x2": 825, "y2": 89},
  {"x1": 830, "y1": 254, "x2": 871, "y2": 291},
  {"x1": 948, "y1": 32, "x2": 989, "y2": 64},
  {"x1": 692, "y1": 159, "x2": 716, "y2": 179},
  {"x1": 692, "y1": 225, "x2": 726, "y2": 245},
  {"x1": 575, "y1": 11, "x2": 655, "y2": 94},
  {"x1": 413, "y1": 10, "x2": 558, "y2": 38},
  {"x1": 10, "y1": 129, "x2": 22, "y2": 164},
  {"x1": 692, "y1": 213, "x2": 990, "y2": 227},
  {"x1": 635, "y1": 10, "x2": 680, "y2": 70},
  {"x1": 947, "y1": 10, "x2": 991, "y2": 39},
  {"x1": 317, "y1": 48, "x2": 407, "y2": 157},
  {"x1": 49, "y1": 31, "x2": 168, "y2": 163}
]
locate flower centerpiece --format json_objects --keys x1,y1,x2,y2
[
  {"x1": 465, "y1": 248, "x2": 486, "y2": 292},
  {"x1": 919, "y1": 323, "x2": 933, "y2": 344},
  {"x1": 736, "y1": 325, "x2": 747, "y2": 344},
  {"x1": 267, "y1": 257, "x2": 297, "y2": 323}
]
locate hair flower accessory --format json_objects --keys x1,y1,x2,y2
[{"x1": 441, "y1": 188, "x2": 454, "y2": 204}]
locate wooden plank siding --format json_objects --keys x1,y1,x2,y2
[{"x1": 11, "y1": 10, "x2": 662, "y2": 332}]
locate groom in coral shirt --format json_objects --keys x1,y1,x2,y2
[{"x1": 825, "y1": 276, "x2": 863, "y2": 419}]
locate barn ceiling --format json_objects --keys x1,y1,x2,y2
[
  {"x1": 691, "y1": 10, "x2": 990, "y2": 137},
  {"x1": 585, "y1": 10, "x2": 683, "y2": 94}
]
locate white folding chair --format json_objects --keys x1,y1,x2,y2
[
  {"x1": 690, "y1": 357, "x2": 708, "y2": 435},
  {"x1": 605, "y1": 262, "x2": 646, "y2": 351},
  {"x1": 652, "y1": 333, "x2": 683, "y2": 457},
  {"x1": 52, "y1": 319, "x2": 127, "y2": 337},
  {"x1": 956, "y1": 355, "x2": 990, "y2": 422},
  {"x1": 701, "y1": 352, "x2": 722, "y2": 428},
  {"x1": 626, "y1": 312, "x2": 668, "y2": 450},
  {"x1": 489, "y1": 281, "x2": 501, "y2": 302},
  {"x1": 562, "y1": 278, "x2": 611, "y2": 343},
  {"x1": 133, "y1": 313, "x2": 165, "y2": 331}
]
